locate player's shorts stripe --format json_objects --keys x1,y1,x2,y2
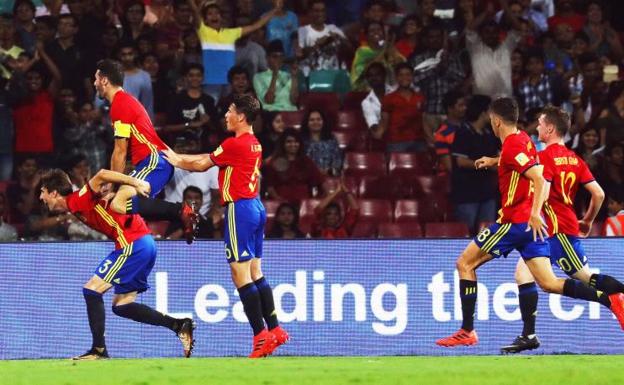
[
  {"x1": 104, "y1": 243, "x2": 133, "y2": 282},
  {"x1": 557, "y1": 233, "x2": 584, "y2": 271},
  {"x1": 481, "y1": 223, "x2": 511, "y2": 253},
  {"x1": 223, "y1": 167, "x2": 233, "y2": 202},
  {"x1": 505, "y1": 172, "x2": 520, "y2": 207},
  {"x1": 134, "y1": 149, "x2": 158, "y2": 181},
  {"x1": 228, "y1": 204, "x2": 238, "y2": 261},
  {"x1": 544, "y1": 203, "x2": 559, "y2": 234},
  {"x1": 94, "y1": 205, "x2": 129, "y2": 247}
]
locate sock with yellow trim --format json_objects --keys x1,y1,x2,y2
[
  {"x1": 459, "y1": 279, "x2": 477, "y2": 331},
  {"x1": 563, "y1": 279, "x2": 611, "y2": 308},
  {"x1": 254, "y1": 277, "x2": 279, "y2": 330},
  {"x1": 589, "y1": 274, "x2": 624, "y2": 295},
  {"x1": 131, "y1": 197, "x2": 181, "y2": 220}
]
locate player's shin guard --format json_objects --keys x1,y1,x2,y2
[
  {"x1": 459, "y1": 279, "x2": 477, "y2": 331},
  {"x1": 83, "y1": 288, "x2": 106, "y2": 349},
  {"x1": 254, "y1": 277, "x2": 279, "y2": 330},
  {"x1": 112, "y1": 303, "x2": 178, "y2": 331},
  {"x1": 238, "y1": 282, "x2": 265, "y2": 335},
  {"x1": 563, "y1": 279, "x2": 611, "y2": 307},
  {"x1": 130, "y1": 196, "x2": 180, "y2": 220},
  {"x1": 589, "y1": 274, "x2": 624, "y2": 295},
  {"x1": 518, "y1": 282, "x2": 538, "y2": 336}
]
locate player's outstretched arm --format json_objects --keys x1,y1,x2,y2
[
  {"x1": 525, "y1": 165, "x2": 548, "y2": 241},
  {"x1": 163, "y1": 148, "x2": 215, "y2": 172},
  {"x1": 579, "y1": 181, "x2": 606, "y2": 237},
  {"x1": 89, "y1": 169, "x2": 151, "y2": 197}
]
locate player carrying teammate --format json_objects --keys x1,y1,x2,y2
[
  {"x1": 164, "y1": 94, "x2": 289, "y2": 358},
  {"x1": 500, "y1": 105, "x2": 624, "y2": 353},
  {"x1": 435, "y1": 97, "x2": 624, "y2": 347},
  {"x1": 93, "y1": 59, "x2": 196, "y2": 243},
  {"x1": 39, "y1": 169, "x2": 195, "y2": 360}
]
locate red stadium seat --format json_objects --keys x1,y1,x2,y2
[
  {"x1": 298, "y1": 198, "x2": 321, "y2": 235},
  {"x1": 357, "y1": 199, "x2": 393, "y2": 224},
  {"x1": 425, "y1": 222, "x2": 470, "y2": 238},
  {"x1": 280, "y1": 110, "x2": 305, "y2": 130},
  {"x1": 350, "y1": 222, "x2": 377, "y2": 237},
  {"x1": 342, "y1": 91, "x2": 368, "y2": 110},
  {"x1": 299, "y1": 92, "x2": 340, "y2": 119},
  {"x1": 333, "y1": 130, "x2": 357, "y2": 150},
  {"x1": 147, "y1": 221, "x2": 170, "y2": 239},
  {"x1": 336, "y1": 110, "x2": 367, "y2": 131},
  {"x1": 414, "y1": 175, "x2": 450, "y2": 197},
  {"x1": 358, "y1": 175, "x2": 413, "y2": 200},
  {"x1": 378, "y1": 222, "x2": 423, "y2": 238},
  {"x1": 388, "y1": 152, "x2": 435, "y2": 178},
  {"x1": 321, "y1": 176, "x2": 358, "y2": 197},
  {"x1": 262, "y1": 199, "x2": 283, "y2": 220},
  {"x1": 343, "y1": 152, "x2": 386, "y2": 179},
  {"x1": 419, "y1": 195, "x2": 452, "y2": 223},
  {"x1": 394, "y1": 200, "x2": 421, "y2": 223}
]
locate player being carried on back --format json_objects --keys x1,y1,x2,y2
[
  {"x1": 39, "y1": 169, "x2": 195, "y2": 360},
  {"x1": 435, "y1": 97, "x2": 624, "y2": 348},
  {"x1": 164, "y1": 94, "x2": 288, "y2": 358},
  {"x1": 499, "y1": 105, "x2": 624, "y2": 353},
  {"x1": 93, "y1": 59, "x2": 197, "y2": 243}
]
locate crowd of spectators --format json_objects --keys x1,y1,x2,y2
[{"x1": 1, "y1": 0, "x2": 624, "y2": 242}]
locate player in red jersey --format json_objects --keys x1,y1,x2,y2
[
  {"x1": 39, "y1": 169, "x2": 195, "y2": 360},
  {"x1": 93, "y1": 59, "x2": 196, "y2": 243},
  {"x1": 436, "y1": 97, "x2": 623, "y2": 348},
  {"x1": 164, "y1": 94, "x2": 288, "y2": 358},
  {"x1": 500, "y1": 106, "x2": 624, "y2": 353}
]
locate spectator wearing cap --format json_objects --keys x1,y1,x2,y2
[
  {"x1": 253, "y1": 40, "x2": 298, "y2": 112},
  {"x1": 186, "y1": 0, "x2": 282, "y2": 101},
  {"x1": 164, "y1": 63, "x2": 217, "y2": 143}
]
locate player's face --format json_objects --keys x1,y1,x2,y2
[
  {"x1": 225, "y1": 104, "x2": 243, "y2": 131},
  {"x1": 39, "y1": 187, "x2": 60, "y2": 212},
  {"x1": 93, "y1": 70, "x2": 106, "y2": 98}
]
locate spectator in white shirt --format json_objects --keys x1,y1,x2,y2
[{"x1": 361, "y1": 62, "x2": 393, "y2": 137}]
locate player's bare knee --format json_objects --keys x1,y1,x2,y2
[
  {"x1": 536, "y1": 278, "x2": 559, "y2": 293},
  {"x1": 455, "y1": 255, "x2": 473, "y2": 275}
]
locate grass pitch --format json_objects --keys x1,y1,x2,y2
[{"x1": 2, "y1": 355, "x2": 623, "y2": 385}]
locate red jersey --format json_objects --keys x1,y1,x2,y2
[
  {"x1": 209, "y1": 133, "x2": 262, "y2": 205},
  {"x1": 497, "y1": 131, "x2": 539, "y2": 223},
  {"x1": 540, "y1": 144, "x2": 594, "y2": 236},
  {"x1": 66, "y1": 184, "x2": 150, "y2": 249},
  {"x1": 110, "y1": 90, "x2": 168, "y2": 165}
]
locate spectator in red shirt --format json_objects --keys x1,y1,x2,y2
[
  {"x1": 311, "y1": 180, "x2": 359, "y2": 239},
  {"x1": 376, "y1": 63, "x2": 427, "y2": 152},
  {"x1": 547, "y1": 0, "x2": 585, "y2": 33},
  {"x1": 263, "y1": 128, "x2": 324, "y2": 204},
  {"x1": 394, "y1": 14, "x2": 420, "y2": 59},
  {"x1": 266, "y1": 202, "x2": 306, "y2": 239}
]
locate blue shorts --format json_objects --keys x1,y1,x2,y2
[
  {"x1": 548, "y1": 234, "x2": 588, "y2": 275},
  {"x1": 95, "y1": 235, "x2": 157, "y2": 294},
  {"x1": 129, "y1": 152, "x2": 174, "y2": 197},
  {"x1": 223, "y1": 198, "x2": 266, "y2": 263},
  {"x1": 474, "y1": 222, "x2": 550, "y2": 260}
]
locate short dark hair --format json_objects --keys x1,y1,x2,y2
[
  {"x1": 184, "y1": 62, "x2": 204, "y2": 75},
  {"x1": 13, "y1": 0, "x2": 36, "y2": 15},
  {"x1": 541, "y1": 105, "x2": 570, "y2": 137},
  {"x1": 489, "y1": 97, "x2": 519, "y2": 124},
  {"x1": 443, "y1": 90, "x2": 464, "y2": 112},
  {"x1": 58, "y1": 13, "x2": 79, "y2": 27},
  {"x1": 40, "y1": 169, "x2": 73, "y2": 197},
  {"x1": 365, "y1": 61, "x2": 386, "y2": 77},
  {"x1": 363, "y1": 20, "x2": 384, "y2": 34},
  {"x1": 394, "y1": 62, "x2": 412, "y2": 75},
  {"x1": 608, "y1": 188, "x2": 624, "y2": 205},
  {"x1": 201, "y1": 1, "x2": 221, "y2": 19},
  {"x1": 35, "y1": 15, "x2": 56, "y2": 29},
  {"x1": 578, "y1": 52, "x2": 599, "y2": 68},
  {"x1": 525, "y1": 48, "x2": 544, "y2": 64},
  {"x1": 183, "y1": 185, "x2": 202, "y2": 198},
  {"x1": 63, "y1": 153, "x2": 88, "y2": 172},
  {"x1": 465, "y1": 95, "x2": 492, "y2": 122},
  {"x1": 232, "y1": 94, "x2": 261, "y2": 124},
  {"x1": 267, "y1": 40, "x2": 285, "y2": 55},
  {"x1": 227, "y1": 65, "x2": 249, "y2": 83},
  {"x1": 96, "y1": 59, "x2": 125, "y2": 86}
]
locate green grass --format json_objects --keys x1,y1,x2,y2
[{"x1": 2, "y1": 356, "x2": 624, "y2": 385}]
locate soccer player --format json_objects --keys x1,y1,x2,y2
[
  {"x1": 39, "y1": 169, "x2": 195, "y2": 360},
  {"x1": 501, "y1": 106, "x2": 624, "y2": 353},
  {"x1": 93, "y1": 59, "x2": 196, "y2": 243},
  {"x1": 435, "y1": 97, "x2": 624, "y2": 347},
  {"x1": 164, "y1": 94, "x2": 289, "y2": 358}
]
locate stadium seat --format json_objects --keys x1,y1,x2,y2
[
  {"x1": 308, "y1": 69, "x2": 351, "y2": 94},
  {"x1": 343, "y1": 152, "x2": 386, "y2": 179},
  {"x1": 414, "y1": 175, "x2": 450, "y2": 197},
  {"x1": 350, "y1": 222, "x2": 377, "y2": 237},
  {"x1": 321, "y1": 176, "x2": 358, "y2": 197},
  {"x1": 357, "y1": 199, "x2": 393, "y2": 224},
  {"x1": 419, "y1": 195, "x2": 452, "y2": 223},
  {"x1": 333, "y1": 130, "x2": 357, "y2": 150},
  {"x1": 262, "y1": 199, "x2": 282, "y2": 220},
  {"x1": 336, "y1": 110, "x2": 367, "y2": 131},
  {"x1": 342, "y1": 91, "x2": 368, "y2": 110},
  {"x1": 425, "y1": 222, "x2": 470, "y2": 238},
  {"x1": 358, "y1": 175, "x2": 413, "y2": 200},
  {"x1": 147, "y1": 221, "x2": 170, "y2": 239},
  {"x1": 298, "y1": 198, "x2": 321, "y2": 235},
  {"x1": 280, "y1": 110, "x2": 305, "y2": 130},
  {"x1": 299, "y1": 92, "x2": 340, "y2": 119},
  {"x1": 377, "y1": 222, "x2": 423, "y2": 238},
  {"x1": 394, "y1": 200, "x2": 421, "y2": 223},
  {"x1": 388, "y1": 152, "x2": 435, "y2": 178}
]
